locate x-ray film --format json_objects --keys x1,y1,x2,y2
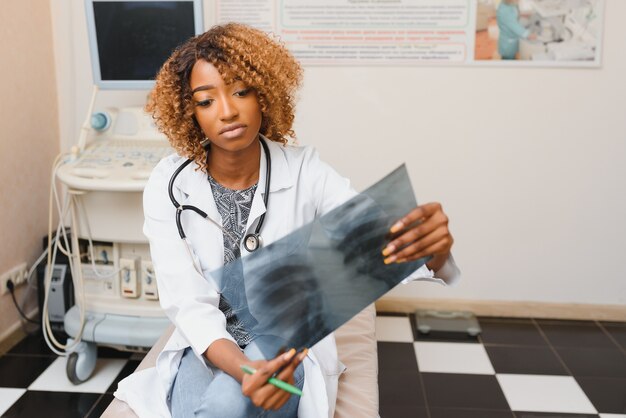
[{"x1": 213, "y1": 165, "x2": 428, "y2": 358}]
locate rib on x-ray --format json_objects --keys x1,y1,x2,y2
[{"x1": 212, "y1": 165, "x2": 429, "y2": 358}]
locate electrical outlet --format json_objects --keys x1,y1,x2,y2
[
  {"x1": 0, "y1": 262, "x2": 28, "y2": 295},
  {"x1": 15, "y1": 262, "x2": 28, "y2": 285}
]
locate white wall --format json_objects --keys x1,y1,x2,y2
[{"x1": 51, "y1": 0, "x2": 626, "y2": 306}]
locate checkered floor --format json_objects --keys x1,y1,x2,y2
[
  {"x1": 377, "y1": 314, "x2": 626, "y2": 418},
  {"x1": 0, "y1": 333, "x2": 144, "y2": 418},
  {"x1": 0, "y1": 314, "x2": 624, "y2": 417}
]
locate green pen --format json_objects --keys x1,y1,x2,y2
[{"x1": 240, "y1": 364, "x2": 303, "y2": 396}]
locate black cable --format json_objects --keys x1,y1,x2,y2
[{"x1": 7, "y1": 280, "x2": 40, "y2": 325}]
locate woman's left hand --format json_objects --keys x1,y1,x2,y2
[
  {"x1": 241, "y1": 348, "x2": 307, "y2": 411},
  {"x1": 381, "y1": 202, "x2": 453, "y2": 272}
]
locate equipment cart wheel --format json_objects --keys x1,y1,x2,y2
[{"x1": 66, "y1": 339, "x2": 97, "y2": 384}]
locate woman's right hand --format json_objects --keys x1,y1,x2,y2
[{"x1": 241, "y1": 348, "x2": 307, "y2": 411}]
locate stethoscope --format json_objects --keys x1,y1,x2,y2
[{"x1": 168, "y1": 137, "x2": 271, "y2": 266}]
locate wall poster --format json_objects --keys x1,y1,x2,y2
[{"x1": 214, "y1": 0, "x2": 604, "y2": 67}]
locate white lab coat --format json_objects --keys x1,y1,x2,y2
[{"x1": 114, "y1": 138, "x2": 460, "y2": 418}]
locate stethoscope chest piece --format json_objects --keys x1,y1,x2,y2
[
  {"x1": 169, "y1": 137, "x2": 271, "y2": 256},
  {"x1": 244, "y1": 233, "x2": 262, "y2": 252}
]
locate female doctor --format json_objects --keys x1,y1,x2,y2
[{"x1": 115, "y1": 23, "x2": 459, "y2": 418}]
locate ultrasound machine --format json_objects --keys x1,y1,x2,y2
[{"x1": 46, "y1": 0, "x2": 203, "y2": 384}]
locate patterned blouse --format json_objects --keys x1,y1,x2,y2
[{"x1": 208, "y1": 173, "x2": 257, "y2": 348}]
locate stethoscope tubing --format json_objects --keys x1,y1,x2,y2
[
  {"x1": 168, "y1": 137, "x2": 271, "y2": 250},
  {"x1": 245, "y1": 138, "x2": 271, "y2": 251}
]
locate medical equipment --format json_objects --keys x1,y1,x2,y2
[
  {"x1": 85, "y1": 0, "x2": 203, "y2": 90},
  {"x1": 40, "y1": 265, "x2": 73, "y2": 323},
  {"x1": 169, "y1": 137, "x2": 272, "y2": 260},
  {"x1": 42, "y1": 0, "x2": 205, "y2": 383},
  {"x1": 49, "y1": 104, "x2": 175, "y2": 383},
  {"x1": 58, "y1": 108, "x2": 174, "y2": 192},
  {"x1": 36, "y1": 233, "x2": 74, "y2": 333}
]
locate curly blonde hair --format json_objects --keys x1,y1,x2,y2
[{"x1": 146, "y1": 23, "x2": 303, "y2": 172}]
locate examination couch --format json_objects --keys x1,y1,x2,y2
[{"x1": 102, "y1": 304, "x2": 379, "y2": 417}]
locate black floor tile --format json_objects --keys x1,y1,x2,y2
[
  {"x1": 513, "y1": 412, "x2": 599, "y2": 418},
  {"x1": 129, "y1": 351, "x2": 147, "y2": 361},
  {"x1": 479, "y1": 319, "x2": 548, "y2": 347},
  {"x1": 430, "y1": 407, "x2": 514, "y2": 418},
  {"x1": 378, "y1": 341, "x2": 419, "y2": 372},
  {"x1": 485, "y1": 346, "x2": 568, "y2": 375},
  {"x1": 379, "y1": 369, "x2": 425, "y2": 411},
  {"x1": 378, "y1": 342, "x2": 425, "y2": 411},
  {"x1": 85, "y1": 393, "x2": 115, "y2": 418},
  {"x1": 0, "y1": 354, "x2": 55, "y2": 388},
  {"x1": 107, "y1": 360, "x2": 141, "y2": 393},
  {"x1": 7, "y1": 331, "x2": 64, "y2": 357},
  {"x1": 575, "y1": 376, "x2": 626, "y2": 414},
  {"x1": 421, "y1": 373, "x2": 510, "y2": 410},
  {"x1": 600, "y1": 322, "x2": 626, "y2": 351},
  {"x1": 534, "y1": 319, "x2": 601, "y2": 326},
  {"x1": 478, "y1": 317, "x2": 536, "y2": 322},
  {"x1": 380, "y1": 404, "x2": 428, "y2": 418},
  {"x1": 97, "y1": 346, "x2": 135, "y2": 359},
  {"x1": 415, "y1": 332, "x2": 481, "y2": 343},
  {"x1": 556, "y1": 347, "x2": 626, "y2": 378},
  {"x1": 537, "y1": 320, "x2": 618, "y2": 349},
  {"x1": 1, "y1": 390, "x2": 100, "y2": 418}
]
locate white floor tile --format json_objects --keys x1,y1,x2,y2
[
  {"x1": 497, "y1": 374, "x2": 597, "y2": 414},
  {"x1": 375, "y1": 316, "x2": 414, "y2": 342},
  {"x1": 0, "y1": 388, "x2": 26, "y2": 415},
  {"x1": 414, "y1": 341, "x2": 495, "y2": 374},
  {"x1": 28, "y1": 357, "x2": 127, "y2": 393}
]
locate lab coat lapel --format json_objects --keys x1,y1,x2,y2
[
  {"x1": 246, "y1": 138, "x2": 294, "y2": 235},
  {"x1": 248, "y1": 151, "x2": 267, "y2": 234},
  {"x1": 175, "y1": 159, "x2": 223, "y2": 270}
]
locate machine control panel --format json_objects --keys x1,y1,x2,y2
[{"x1": 57, "y1": 107, "x2": 174, "y2": 192}]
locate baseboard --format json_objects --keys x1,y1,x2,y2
[{"x1": 375, "y1": 297, "x2": 626, "y2": 322}]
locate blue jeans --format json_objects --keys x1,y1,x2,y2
[{"x1": 170, "y1": 341, "x2": 305, "y2": 418}]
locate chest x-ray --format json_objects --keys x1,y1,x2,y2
[{"x1": 213, "y1": 165, "x2": 429, "y2": 358}]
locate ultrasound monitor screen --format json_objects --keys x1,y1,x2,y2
[{"x1": 89, "y1": 1, "x2": 200, "y2": 88}]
